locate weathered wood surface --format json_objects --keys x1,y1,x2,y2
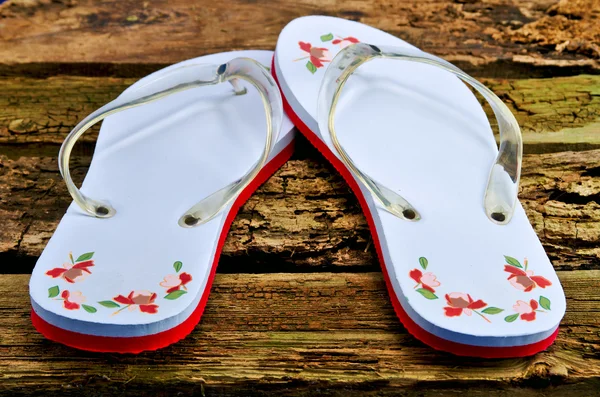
[
  {"x1": 0, "y1": 0, "x2": 599, "y2": 78},
  {"x1": 1, "y1": 271, "x2": 599, "y2": 396},
  {"x1": 2, "y1": 75, "x2": 600, "y2": 148},
  {"x1": 1, "y1": 74, "x2": 599, "y2": 272},
  {"x1": 2, "y1": 143, "x2": 600, "y2": 273},
  {"x1": 1, "y1": 0, "x2": 599, "y2": 395}
]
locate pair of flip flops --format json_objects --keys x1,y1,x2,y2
[{"x1": 30, "y1": 16, "x2": 565, "y2": 357}]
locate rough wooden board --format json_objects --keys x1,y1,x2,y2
[
  {"x1": 0, "y1": 75, "x2": 598, "y2": 272},
  {"x1": 1, "y1": 75, "x2": 599, "y2": 148},
  {"x1": 1, "y1": 271, "x2": 599, "y2": 396},
  {"x1": 480, "y1": 75, "x2": 600, "y2": 152},
  {"x1": 1, "y1": 141, "x2": 599, "y2": 273},
  {"x1": 0, "y1": 0, "x2": 598, "y2": 78},
  {"x1": 495, "y1": 0, "x2": 600, "y2": 60},
  {"x1": 0, "y1": 1, "x2": 597, "y2": 395},
  {"x1": 0, "y1": 76, "x2": 134, "y2": 146}
]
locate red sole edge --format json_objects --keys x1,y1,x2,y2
[
  {"x1": 271, "y1": 56, "x2": 558, "y2": 358},
  {"x1": 31, "y1": 140, "x2": 295, "y2": 354}
]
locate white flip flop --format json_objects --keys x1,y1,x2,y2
[
  {"x1": 29, "y1": 50, "x2": 295, "y2": 353},
  {"x1": 273, "y1": 16, "x2": 565, "y2": 357}
]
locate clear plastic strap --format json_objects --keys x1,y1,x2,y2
[
  {"x1": 317, "y1": 43, "x2": 522, "y2": 225},
  {"x1": 58, "y1": 58, "x2": 283, "y2": 227}
]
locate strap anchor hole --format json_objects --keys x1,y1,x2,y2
[
  {"x1": 491, "y1": 212, "x2": 506, "y2": 222},
  {"x1": 183, "y1": 215, "x2": 199, "y2": 226},
  {"x1": 402, "y1": 209, "x2": 416, "y2": 220},
  {"x1": 96, "y1": 206, "x2": 110, "y2": 216}
]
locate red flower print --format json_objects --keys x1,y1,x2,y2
[
  {"x1": 297, "y1": 41, "x2": 331, "y2": 68},
  {"x1": 160, "y1": 272, "x2": 192, "y2": 293},
  {"x1": 60, "y1": 290, "x2": 86, "y2": 310},
  {"x1": 45, "y1": 251, "x2": 94, "y2": 283},
  {"x1": 113, "y1": 290, "x2": 159, "y2": 314},
  {"x1": 47, "y1": 285, "x2": 96, "y2": 313},
  {"x1": 513, "y1": 299, "x2": 538, "y2": 322},
  {"x1": 409, "y1": 268, "x2": 440, "y2": 293},
  {"x1": 505, "y1": 296, "x2": 550, "y2": 323},
  {"x1": 409, "y1": 257, "x2": 439, "y2": 300},
  {"x1": 332, "y1": 36, "x2": 360, "y2": 48},
  {"x1": 504, "y1": 257, "x2": 552, "y2": 292},
  {"x1": 444, "y1": 292, "x2": 494, "y2": 322}
]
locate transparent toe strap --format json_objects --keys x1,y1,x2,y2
[
  {"x1": 317, "y1": 43, "x2": 522, "y2": 225},
  {"x1": 58, "y1": 58, "x2": 283, "y2": 227}
]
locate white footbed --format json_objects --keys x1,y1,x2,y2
[
  {"x1": 30, "y1": 50, "x2": 294, "y2": 337},
  {"x1": 275, "y1": 16, "x2": 565, "y2": 347}
]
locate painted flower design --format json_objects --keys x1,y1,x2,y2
[
  {"x1": 47, "y1": 285, "x2": 97, "y2": 313},
  {"x1": 444, "y1": 293, "x2": 503, "y2": 322},
  {"x1": 159, "y1": 261, "x2": 191, "y2": 300},
  {"x1": 505, "y1": 296, "x2": 551, "y2": 323},
  {"x1": 298, "y1": 41, "x2": 330, "y2": 67},
  {"x1": 45, "y1": 251, "x2": 94, "y2": 283},
  {"x1": 513, "y1": 300, "x2": 538, "y2": 321},
  {"x1": 110, "y1": 290, "x2": 159, "y2": 314},
  {"x1": 46, "y1": 257, "x2": 193, "y2": 315},
  {"x1": 61, "y1": 290, "x2": 86, "y2": 310},
  {"x1": 504, "y1": 256, "x2": 552, "y2": 292},
  {"x1": 295, "y1": 41, "x2": 331, "y2": 74},
  {"x1": 410, "y1": 270, "x2": 440, "y2": 292},
  {"x1": 444, "y1": 293, "x2": 486, "y2": 318},
  {"x1": 160, "y1": 273, "x2": 192, "y2": 293},
  {"x1": 332, "y1": 36, "x2": 360, "y2": 48},
  {"x1": 409, "y1": 257, "x2": 440, "y2": 299}
]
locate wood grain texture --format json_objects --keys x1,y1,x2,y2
[
  {"x1": 0, "y1": 74, "x2": 598, "y2": 272},
  {"x1": 1, "y1": 75, "x2": 599, "y2": 148},
  {"x1": 1, "y1": 271, "x2": 599, "y2": 396},
  {"x1": 0, "y1": 0, "x2": 598, "y2": 78},
  {"x1": 480, "y1": 75, "x2": 600, "y2": 152},
  {"x1": 2, "y1": 142, "x2": 599, "y2": 273},
  {"x1": 1, "y1": 0, "x2": 599, "y2": 394}
]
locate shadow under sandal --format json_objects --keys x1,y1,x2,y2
[
  {"x1": 29, "y1": 50, "x2": 295, "y2": 353},
  {"x1": 272, "y1": 16, "x2": 565, "y2": 358}
]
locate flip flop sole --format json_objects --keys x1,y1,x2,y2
[
  {"x1": 271, "y1": 67, "x2": 558, "y2": 357},
  {"x1": 31, "y1": 141, "x2": 294, "y2": 353},
  {"x1": 272, "y1": 16, "x2": 565, "y2": 357},
  {"x1": 29, "y1": 50, "x2": 295, "y2": 352}
]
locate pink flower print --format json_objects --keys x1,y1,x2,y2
[
  {"x1": 443, "y1": 292, "x2": 500, "y2": 323},
  {"x1": 294, "y1": 41, "x2": 331, "y2": 74},
  {"x1": 332, "y1": 36, "x2": 360, "y2": 48},
  {"x1": 297, "y1": 41, "x2": 331, "y2": 68},
  {"x1": 513, "y1": 299, "x2": 538, "y2": 322},
  {"x1": 47, "y1": 285, "x2": 96, "y2": 313},
  {"x1": 504, "y1": 256, "x2": 552, "y2": 292},
  {"x1": 505, "y1": 296, "x2": 551, "y2": 323},
  {"x1": 409, "y1": 257, "x2": 440, "y2": 299},
  {"x1": 158, "y1": 261, "x2": 191, "y2": 300},
  {"x1": 160, "y1": 272, "x2": 192, "y2": 293},
  {"x1": 505, "y1": 267, "x2": 552, "y2": 292},
  {"x1": 46, "y1": 252, "x2": 95, "y2": 283},
  {"x1": 61, "y1": 290, "x2": 86, "y2": 310},
  {"x1": 409, "y1": 268, "x2": 440, "y2": 293},
  {"x1": 160, "y1": 274, "x2": 181, "y2": 292},
  {"x1": 113, "y1": 290, "x2": 159, "y2": 314},
  {"x1": 444, "y1": 293, "x2": 486, "y2": 317}
]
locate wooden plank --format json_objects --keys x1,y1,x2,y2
[
  {"x1": 1, "y1": 144, "x2": 599, "y2": 273},
  {"x1": 2, "y1": 145, "x2": 599, "y2": 272},
  {"x1": 0, "y1": 76, "x2": 134, "y2": 146},
  {"x1": 480, "y1": 76, "x2": 600, "y2": 153},
  {"x1": 2, "y1": 75, "x2": 599, "y2": 148},
  {"x1": 0, "y1": 1, "x2": 597, "y2": 395},
  {"x1": 1, "y1": 271, "x2": 599, "y2": 396},
  {"x1": 0, "y1": 0, "x2": 598, "y2": 78}
]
